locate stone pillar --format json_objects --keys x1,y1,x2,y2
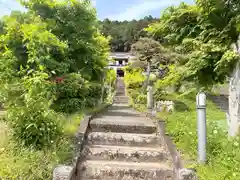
[
  {"x1": 228, "y1": 74, "x2": 240, "y2": 137},
  {"x1": 147, "y1": 85, "x2": 153, "y2": 109},
  {"x1": 228, "y1": 41, "x2": 240, "y2": 137}
]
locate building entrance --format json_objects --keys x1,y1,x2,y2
[{"x1": 117, "y1": 69, "x2": 124, "y2": 77}]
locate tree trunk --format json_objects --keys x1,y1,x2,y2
[
  {"x1": 100, "y1": 71, "x2": 106, "y2": 104},
  {"x1": 228, "y1": 40, "x2": 240, "y2": 137}
]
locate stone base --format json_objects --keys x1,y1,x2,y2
[
  {"x1": 178, "y1": 168, "x2": 198, "y2": 180},
  {"x1": 53, "y1": 165, "x2": 73, "y2": 180}
]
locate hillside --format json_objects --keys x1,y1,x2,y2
[{"x1": 99, "y1": 15, "x2": 159, "y2": 52}]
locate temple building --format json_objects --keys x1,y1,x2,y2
[{"x1": 108, "y1": 52, "x2": 135, "y2": 77}]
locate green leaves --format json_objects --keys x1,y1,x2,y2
[
  {"x1": 99, "y1": 16, "x2": 158, "y2": 52},
  {"x1": 0, "y1": 0, "x2": 110, "y2": 149},
  {"x1": 146, "y1": 0, "x2": 240, "y2": 88}
]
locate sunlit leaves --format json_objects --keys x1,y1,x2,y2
[
  {"x1": 0, "y1": 0, "x2": 110, "y2": 148},
  {"x1": 146, "y1": 0, "x2": 240, "y2": 88}
]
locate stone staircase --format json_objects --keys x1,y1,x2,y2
[{"x1": 74, "y1": 78, "x2": 174, "y2": 180}]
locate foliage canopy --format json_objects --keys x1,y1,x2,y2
[
  {"x1": 146, "y1": 1, "x2": 240, "y2": 88},
  {"x1": 0, "y1": 0, "x2": 110, "y2": 148}
]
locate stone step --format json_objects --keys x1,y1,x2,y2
[
  {"x1": 113, "y1": 99, "x2": 128, "y2": 103},
  {"x1": 109, "y1": 104, "x2": 130, "y2": 109},
  {"x1": 90, "y1": 116, "x2": 156, "y2": 134},
  {"x1": 84, "y1": 145, "x2": 170, "y2": 163},
  {"x1": 114, "y1": 96, "x2": 128, "y2": 98},
  {"x1": 78, "y1": 160, "x2": 173, "y2": 180},
  {"x1": 115, "y1": 95, "x2": 128, "y2": 98},
  {"x1": 87, "y1": 132, "x2": 161, "y2": 147},
  {"x1": 116, "y1": 93, "x2": 125, "y2": 96},
  {"x1": 114, "y1": 99, "x2": 128, "y2": 102},
  {"x1": 113, "y1": 101, "x2": 128, "y2": 104}
]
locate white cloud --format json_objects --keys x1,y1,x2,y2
[
  {"x1": 91, "y1": 0, "x2": 96, "y2": 7},
  {"x1": 108, "y1": 0, "x2": 181, "y2": 21},
  {"x1": 0, "y1": 0, "x2": 26, "y2": 17}
]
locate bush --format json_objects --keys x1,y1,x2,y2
[
  {"x1": 52, "y1": 73, "x2": 87, "y2": 113},
  {"x1": 124, "y1": 67, "x2": 145, "y2": 90},
  {"x1": 85, "y1": 82, "x2": 102, "y2": 107},
  {"x1": 52, "y1": 73, "x2": 103, "y2": 113},
  {"x1": 6, "y1": 72, "x2": 62, "y2": 149},
  {"x1": 102, "y1": 69, "x2": 117, "y2": 102},
  {"x1": 136, "y1": 94, "x2": 147, "y2": 104},
  {"x1": 105, "y1": 69, "x2": 117, "y2": 88},
  {"x1": 123, "y1": 67, "x2": 147, "y2": 111}
]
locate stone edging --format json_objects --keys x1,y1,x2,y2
[
  {"x1": 52, "y1": 103, "x2": 111, "y2": 180},
  {"x1": 145, "y1": 111, "x2": 198, "y2": 180}
]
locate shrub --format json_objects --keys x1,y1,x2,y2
[
  {"x1": 85, "y1": 82, "x2": 102, "y2": 107},
  {"x1": 52, "y1": 73, "x2": 103, "y2": 113},
  {"x1": 124, "y1": 67, "x2": 145, "y2": 90},
  {"x1": 6, "y1": 72, "x2": 62, "y2": 149},
  {"x1": 136, "y1": 94, "x2": 147, "y2": 104},
  {"x1": 102, "y1": 69, "x2": 117, "y2": 102},
  {"x1": 105, "y1": 69, "x2": 117, "y2": 90}
]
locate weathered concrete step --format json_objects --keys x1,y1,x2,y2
[
  {"x1": 113, "y1": 101, "x2": 128, "y2": 104},
  {"x1": 113, "y1": 99, "x2": 128, "y2": 102},
  {"x1": 78, "y1": 160, "x2": 173, "y2": 180},
  {"x1": 114, "y1": 99, "x2": 128, "y2": 101},
  {"x1": 87, "y1": 132, "x2": 161, "y2": 147},
  {"x1": 90, "y1": 117, "x2": 156, "y2": 134},
  {"x1": 114, "y1": 96, "x2": 128, "y2": 100},
  {"x1": 84, "y1": 145, "x2": 170, "y2": 163},
  {"x1": 114, "y1": 97, "x2": 128, "y2": 100}
]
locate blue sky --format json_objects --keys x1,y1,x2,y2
[{"x1": 0, "y1": 0, "x2": 194, "y2": 21}]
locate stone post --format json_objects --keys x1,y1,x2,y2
[
  {"x1": 228, "y1": 40, "x2": 240, "y2": 137},
  {"x1": 147, "y1": 85, "x2": 153, "y2": 109},
  {"x1": 228, "y1": 74, "x2": 240, "y2": 137}
]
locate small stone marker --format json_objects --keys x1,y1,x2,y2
[
  {"x1": 53, "y1": 165, "x2": 73, "y2": 180},
  {"x1": 178, "y1": 168, "x2": 198, "y2": 180}
]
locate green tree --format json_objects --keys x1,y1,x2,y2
[
  {"x1": 146, "y1": 2, "x2": 240, "y2": 89},
  {"x1": 22, "y1": 0, "x2": 109, "y2": 81},
  {"x1": 99, "y1": 16, "x2": 159, "y2": 52},
  {"x1": 131, "y1": 37, "x2": 174, "y2": 89},
  {"x1": 146, "y1": 0, "x2": 240, "y2": 137},
  {"x1": 0, "y1": 0, "x2": 110, "y2": 148}
]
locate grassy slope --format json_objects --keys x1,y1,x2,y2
[
  {"x1": 156, "y1": 90, "x2": 240, "y2": 180},
  {"x1": 0, "y1": 102, "x2": 110, "y2": 180},
  {"x1": 0, "y1": 112, "x2": 83, "y2": 180}
]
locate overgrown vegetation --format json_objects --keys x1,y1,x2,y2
[
  {"x1": 0, "y1": 0, "x2": 115, "y2": 179},
  {"x1": 0, "y1": 114, "x2": 79, "y2": 179}
]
